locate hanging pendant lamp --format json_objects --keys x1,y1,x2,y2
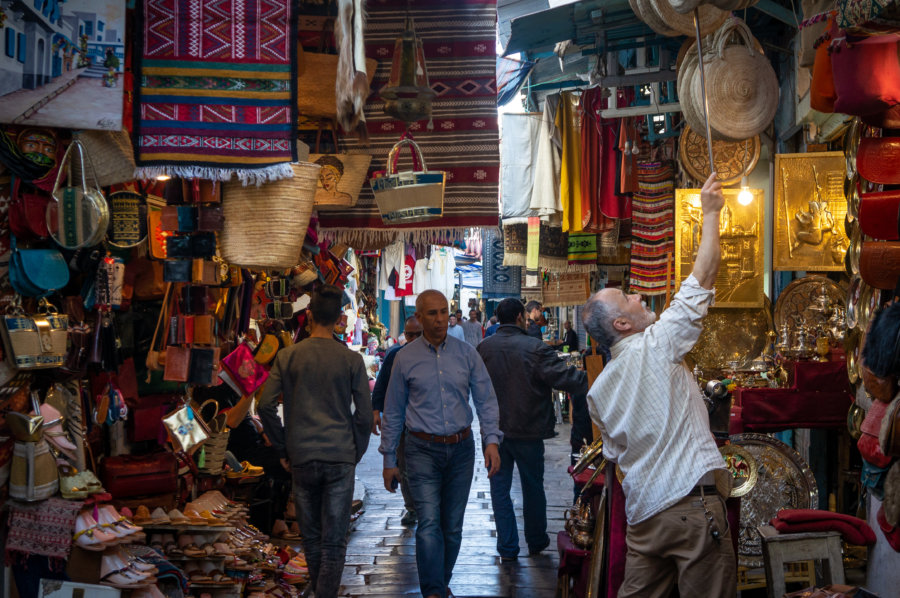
[{"x1": 381, "y1": 16, "x2": 436, "y2": 124}]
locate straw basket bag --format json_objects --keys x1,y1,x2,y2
[
  {"x1": 669, "y1": 0, "x2": 758, "y2": 14},
  {"x1": 691, "y1": 18, "x2": 778, "y2": 141},
  {"x1": 634, "y1": 0, "x2": 727, "y2": 37},
  {"x1": 194, "y1": 400, "x2": 229, "y2": 476},
  {"x1": 72, "y1": 129, "x2": 136, "y2": 188},
  {"x1": 677, "y1": 43, "x2": 707, "y2": 135},
  {"x1": 221, "y1": 163, "x2": 320, "y2": 270}
]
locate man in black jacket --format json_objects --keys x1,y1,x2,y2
[{"x1": 477, "y1": 298, "x2": 588, "y2": 560}]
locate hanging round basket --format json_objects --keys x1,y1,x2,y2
[
  {"x1": 221, "y1": 163, "x2": 320, "y2": 270},
  {"x1": 647, "y1": 0, "x2": 729, "y2": 37},
  {"x1": 692, "y1": 18, "x2": 779, "y2": 141},
  {"x1": 630, "y1": 0, "x2": 677, "y2": 37},
  {"x1": 677, "y1": 43, "x2": 708, "y2": 136}
]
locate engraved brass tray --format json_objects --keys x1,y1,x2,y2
[
  {"x1": 686, "y1": 303, "x2": 773, "y2": 370},
  {"x1": 679, "y1": 125, "x2": 760, "y2": 186},
  {"x1": 731, "y1": 433, "x2": 819, "y2": 569},
  {"x1": 845, "y1": 327, "x2": 861, "y2": 384},
  {"x1": 774, "y1": 275, "x2": 846, "y2": 331},
  {"x1": 847, "y1": 275, "x2": 862, "y2": 330}
]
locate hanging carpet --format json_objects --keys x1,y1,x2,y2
[
  {"x1": 482, "y1": 228, "x2": 521, "y2": 299},
  {"x1": 629, "y1": 160, "x2": 675, "y2": 296},
  {"x1": 317, "y1": 0, "x2": 500, "y2": 246},
  {"x1": 134, "y1": 0, "x2": 298, "y2": 185}
]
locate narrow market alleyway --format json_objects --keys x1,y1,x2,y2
[{"x1": 342, "y1": 418, "x2": 575, "y2": 597}]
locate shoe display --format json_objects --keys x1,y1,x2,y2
[
  {"x1": 38, "y1": 403, "x2": 77, "y2": 461},
  {"x1": 96, "y1": 505, "x2": 145, "y2": 543},
  {"x1": 166, "y1": 509, "x2": 190, "y2": 526},
  {"x1": 73, "y1": 511, "x2": 119, "y2": 551},
  {"x1": 225, "y1": 460, "x2": 264, "y2": 478},
  {"x1": 99, "y1": 553, "x2": 153, "y2": 589},
  {"x1": 149, "y1": 507, "x2": 171, "y2": 524}
]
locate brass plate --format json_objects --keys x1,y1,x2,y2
[
  {"x1": 773, "y1": 275, "x2": 846, "y2": 332},
  {"x1": 845, "y1": 117, "x2": 861, "y2": 176},
  {"x1": 686, "y1": 303, "x2": 773, "y2": 370},
  {"x1": 676, "y1": 189, "x2": 765, "y2": 308},
  {"x1": 859, "y1": 286, "x2": 881, "y2": 332},
  {"x1": 679, "y1": 126, "x2": 761, "y2": 186},
  {"x1": 774, "y1": 152, "x2": 849, "y2": 272},
  {"x1": 847, "y1": 402, "x2": 865, "y2": 440},
  {"x1": 845, "y1": 327, "x2": 861, "y2": 384},
  {"x1": 720, "y1": 443, "x2": 759, "y2": 498},
  {"x1": 732, "y1": 433, "x2": 819, "y2": 569},
  {"x1": 846, "y1": 275, "x2": 862, "y2": 329},
  {"x1": 846, "y1": 173, "x2": 860, "y2": 220}
]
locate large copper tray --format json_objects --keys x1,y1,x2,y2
[
  {"x1": 774, "y1": 275, "x2": 846, "y2": 331},
  {"x1": 679, "y1": 125, "x2": 760, "y2": 186},
  {"x1": 731, "y1": 433, "x2": 819, "y2": 569},
  {"x1": 686, "y1": 303, "x2": 773, "y2": 371}
]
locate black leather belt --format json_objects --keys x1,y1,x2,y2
[
  {"x1": 408, "y1": 426, "x2": 471, "y2": 444},
  {"x1": 687, "y1": 484, "x2": 718, "y2": 497}
]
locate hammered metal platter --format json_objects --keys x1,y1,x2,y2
[
  {"x1": 687, "y1": 302, "x2": 773, "y2": 370},
  {"x1": 731, "y1": 433, "x2": 819, "y2": 569},
  {"x1": 679, "y1": 125, "x2": 760, "y2": 186},
  {"x1": 774, "y1": 275, "x2": 846, "y2": 332}
]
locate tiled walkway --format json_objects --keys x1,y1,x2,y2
[{"x1": 342, "y1": 419, "x2": 575, "y2": 597}]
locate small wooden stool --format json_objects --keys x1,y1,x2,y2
[{"x1": 758, "y1": 525, "x2": 845, "y2": 598}]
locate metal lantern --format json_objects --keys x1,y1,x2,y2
[{"x1": 381, "y1": 17, "x2": 435, "y2": 124}]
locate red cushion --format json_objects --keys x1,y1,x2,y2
[{"x1": 770, "y1": 516, "x2": 877, "y2": 546}]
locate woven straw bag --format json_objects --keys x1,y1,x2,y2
[
  {"x1": 72, "y1": 129, "x2": 136, "y2": 188},
  {"x1": 630, "y1": 0, "x2": 677, "y2": 36},
  {"x1": 692, "y1": 18, "x2": 778, "y2": 141},
  {"x1": 677, "y1": 43, "x2": 707, "y2": 135},
  {"x1": 310, "y1": 153, "x2": 373, "y2": 209},
  {"x1": 221, "y1": 163, "x2": 320, "y2": 270},
  {"x1": 194, "y1": 400, "x2": 229, "y2": 475},
  {"x1": 643, "y1": 0, "x2": 729, "y2": 37}
]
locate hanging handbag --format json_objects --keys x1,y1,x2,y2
[
  {"x1": 188, "y1": 347, "x2": 220, "y2": 386},
  {"x1": 832, "y1": 34, "x2": 900, "y2": 117},
  {"x1": 163, "y1": 400, "x2": 209, "y2": 454},
  {"x1": 859, "y1": 189, "x2": 900, "y2": 240},
  {"x1": 106, "y1": 189, "x2": 148, "y2": 249},
  {"x1": 857, "y1": 137, "x2": 900, "y2": 185},
  {"x1": 860, "y1": 241, "x2": 900, "y2": 290},
  {"x1": 163, "y1": 259, "x2": 192, "y2": 283},
  {"x1": 371, "y1": 135, "x2": 446, "y2": 225},
  {"x1": 163, "y1": 345, "x2": 191, "y2": 383},
  {"x1": 145, "y1": 283, "x2": 173, "y2": 374},
  {"x1": 8, "y1": 237, "x2": 70, "y2": 298},
  {"x1": 8, "y1": 393, "x2": 59, "y2": 502},
  {"x1": 94, "y1": 255, "x2": 126, "y2": 310},
  {"x1": 1, "y1": 299, "x2": 69, "y2": 370},
  {"x1": 9, "y1": 177, "x2": 51, "y2": 240},
  {"x1": 99, "y1": 451, "x2": 178, "y2": 498},
  {"x1": 810, "y1": 22, "x2": 837, "y2": 113},
  {"x1": 219, "y1": 341, "x2": 269, "y2": 396},
  {"x1": 72, "y1": 129, "x2": 136, "y2": 188},
  {"x1": 192, "y1": 259, "x2": 221, "y2": 286},
  {"x1": 132, "y1": 258, "x2": 166, "y2": 300},
  {"x1": 310, "y1": 120, "x2": 372, "y2": 209},
  {"x1": 197, "y1": 206, "x2": 225, "y2": 231},
  {"x1": 47, "y1": 139, "x2": 110, "y2": 250}
]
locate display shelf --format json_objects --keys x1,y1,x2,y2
[
  {"x1": 140, "y1": 524, "x2": 235, "y2": 533},
  {"x1": 164, "y1": 554, "x2": 229, "y2": 562}
]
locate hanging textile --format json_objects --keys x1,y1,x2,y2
[
  {"x1": 5, "y1": 498, "x2": 83, "y2": 567},
  {"x1": 501, "y1": 113, "x2": 542, "y2": 223},
  {"x1": 317, "y1": 0, "x2": 500, "y2": 246},
  {"x1": 629, "y1": 161, "x2": 675, "y2": 296},
  {"x1": 134, "y1": 0, "x2": 298, "y2": 184},
  {"x1": 497, "y1": 56, "x2": 536, "y2": 107},
  {"x1": 556, "y1": 91, "x2": 584, "y2": 233},
  {"x1": 581, "y1": 88, "x2": 631, "y2": 227},
  {"x1": 526, "y1": 217, "x2": 541, "y2": 287},
  {"x1": 567, "y1": 233, "x2": 599, "y2": 273},
  {"x1": 530, "y1": 94, "x2": 562, "y2": 222},
  {"x1": 482, "y1": 228, "x2": 522, "y2": 299},
  {"x1": 502, "y1": 223, "x2": 527, "y2": 267}
]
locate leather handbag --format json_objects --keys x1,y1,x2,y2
[
  {"x1": 163, "y1": 259, "x2": 192, "y2": 283},
  {"x1": 810, "y1": 23, "x2": 837, "y2": 113},
  {"x1": 832, "y1": 35, "x2": 900, "y2": 117},
  {"x1": 166, "y1": 235, "x2": 192, "y2": 258},
  {"x1": 1, "y1": 300, "x2": 69, "y2": 370},
  {"x1": 106, "y1": 189, "x2": 148, "y2": 249},
  {"x1": 860, "y1": 241, "x2": 900, "y2": 290},
  {"x1": 193, "y1": 315, "x2": 215, "y2": 345},
  {"x1": 188, "y1": 347, "x2": 220, "y2": 386},
  {"x1": 181, "y1": 285, "x2": 209, "y2": 315},
  {"x1": 160, "y1": 206, "x2": 197, "y2": 232},
  {"x1": 131, "y1": 258, "x2": 166, "y2": 300},
  {"x1": 8, "y1": 237, "x2": 70, "y2": 298},
  {"x1": 192, "y1": 259, "x2": 221, "y2": 286},
  {"x1": 127, "y1": 394, "x2": 173, "y2": 443},
  {"x1": 9, "y1": 177, "x2": 51, "y2": 240},
  {"x1": 99, "y1": 451, "x2": 178, "y2": 498},
  {"x1": 162, "y1": 402, "x2": 209, "y2": 453},
  {"x1": 859, "y1": 189, "x2": 900, "y2": 240},
  {"x1": 219, "y1": 341, "x2": 269, "y2": 396},
  {"x1": 197, "y1": 206, "x2": 224, "y2": 231},
  {"x1": 857, "y1": 138, "x2": 900, "y2": 185}
]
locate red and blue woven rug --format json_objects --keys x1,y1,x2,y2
[
  {"x1": 134, "y1": 0, "x2": 298, "y2": 185},
  {"x1": 317, "y1": 0, "x2": 500, "y2": 247},
  {"x1": 630, "y1": 160, "x2": 675, "y2": 296}
]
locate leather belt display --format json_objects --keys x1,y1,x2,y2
[{"x1": 408, "y1": 426, "x2": 472, "y2": 444}]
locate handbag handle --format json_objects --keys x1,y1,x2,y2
[
  {"x1": 149, "y1": 283, "x2": 174, "y2": 355},
  {"x1": 387, "y1": 136, "x2": 427, "y2": 175},
  {"x1": 196, "y1": 399, "x2": 219, "y2": 428},
  {"x1": 50, "y1": 140, "x2": 102, "y2": 202},
  {"x1": 714, "y1": 16, "x2": 757, "y2": 59}
]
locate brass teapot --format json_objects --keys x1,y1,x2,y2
[{"x1": 564, "y1": 497, "x2": 595, "y2": 549}]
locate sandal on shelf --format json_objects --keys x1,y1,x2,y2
[
  {"x1": 150, "y1": 507, "x2": 171, "y2": 525},
  {"x1": 163, "y1": 534, "x2": 182, "y2": 557},
  {"x1": 213, "y1": 542, "x2": 234, "y2": 556},
  {"x1": 185, "y1": 569, "x2": 212, "y2": 583},
  {"x1": 177, "y1": 534, "x2": 207, "y2": 558},
  {"x1": 208, "y1": 569, "x2": 230, "y2": 583},
  {"x1": 167, "y1": 509, "x2": 190, "y2": 526},
  {"x1": 132, "y1": 506, "x2": 154, "y2": 526}
]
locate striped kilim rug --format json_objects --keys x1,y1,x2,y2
[
  {"x1": 630, "y1": 161, "x2": 675, "y2": 295},
  {"x1": 318, "y1": 0, "x2": 500, "y2": 246},
  {"x1": 134, "y1": 0, "x2": 298, "y2": 185}
]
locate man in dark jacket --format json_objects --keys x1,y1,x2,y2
[{"x1": 477, "y1": 298, "x2": 588, "y2": 560}]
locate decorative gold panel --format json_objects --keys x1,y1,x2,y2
[
  {"x1": 675, "y1": 188, "x2": 765, "y2": 308},
  {"x1": 774, "y1": 152, "x2": 849, "y2": 272}
]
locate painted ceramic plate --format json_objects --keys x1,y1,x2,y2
[
  {"x1": 731, "y1": 433, "x2": 818, "y2": 569},
  {"x1": 720, "y1": 443, "x2": 759, "y2": 498}
]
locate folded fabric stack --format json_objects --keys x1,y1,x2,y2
[{"x1": 769, "y1": 509, "x2": 877, "y2": 546}]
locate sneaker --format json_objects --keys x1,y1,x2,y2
[
  {"x1": 499, "y1": 554, "x2": 518, "y2": 562},
  {"x1": 528, "y1": 537, "x2": 551, "y2": 555},
  {"x1": 400, "y1": 509, "x2": 417, "y2": 526}
]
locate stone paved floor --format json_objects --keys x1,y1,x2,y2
[{"x1": 342, "y1": 417, "x2": 575, "y2": 597}]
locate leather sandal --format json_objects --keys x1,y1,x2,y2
[{"x1": 177, "y1": 534, "x2": 207, "y2": 558}]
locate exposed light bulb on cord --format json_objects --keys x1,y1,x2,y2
[
  {"x1": 738, "y1": 175, "x2": 753, "y2": 206},
  {"x1": 156, "y1": 174, "x2": 171, "y2": 181}
]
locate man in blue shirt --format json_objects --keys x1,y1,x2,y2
[
  {"x1": 447, "y1": 313, "x2": 466, "y2": 342},
  {"x1": 381, "y1": 290, "x2": 502, "y2": 598},
  {"x1": 371, "y1": 316, "x2": 423, "y2": 526}
]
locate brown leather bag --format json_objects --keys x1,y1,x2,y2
[
  {"x1": 132, "y1": 258, "x2": 166, "y2": 300},
  {"x1": 858, "y1": 137, "x2": 900, "y2": 185},
  {"x1": 99, "y1": 451, "x2": 178, "y2": 498},
  {"x1": 860, "y1": 241, "x2": 900, "y2": 290},
  {"x1": 859, "y1": 189, "x2": 900, "y2": 240},
  {"x1": 162, "y1": 345, "x2": 191, "y2": 382}
]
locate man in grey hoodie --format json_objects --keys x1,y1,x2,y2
[{"x1": 258, "y1": 284, "x2": 373, "y2": 598}]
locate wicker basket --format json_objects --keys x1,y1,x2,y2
[
  {"x1": 194, "y1": 400, "x2": 230, "y2": 476},
  {"x1": 221, "y1": 163, "x2": 320, "y2": 270}
]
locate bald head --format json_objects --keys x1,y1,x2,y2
[
  {"x1": 582, "y1": 288, "x2": 657, "y2": 352},
  {"x1": 404, "y1": 316, "x2": 423, "y2": 335},
  {"x1": 415, "y1": 290, "x2": 449, "y2": 345}
]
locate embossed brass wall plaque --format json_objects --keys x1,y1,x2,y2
[
  {"x1": 675, "y1": 188, "x2": 765, "y2": 308},
  {"x1": 774, "y1": 152, "x2": 849, "y2": 271}
]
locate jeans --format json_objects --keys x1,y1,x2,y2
[
  {"x1": 489, "y1": 438, "x2": 548, "y2": 557},
  {"x1": 404, "y1": 431, "x2": 475, "y2": 598},
  {"x1": 292, "y1": 460, "x2": 356, "y2": 598},
  {"x1": 398, "y1": 431, "x2": 416, "y2": 514}
]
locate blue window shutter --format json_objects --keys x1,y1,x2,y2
[
  {"x1": 5, "y1": 30, "x2": 14, "y2": 58},
  {"x1": 17, "y1": 33, "x2": 26, "y2": 63}
]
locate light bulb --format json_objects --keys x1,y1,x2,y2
[
  {"x1": 156, "y1": 174, "x2": 172, "y2": 181},
  {"x1": 737, "y1": 176, "x2": 753, "y2": 206}
]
